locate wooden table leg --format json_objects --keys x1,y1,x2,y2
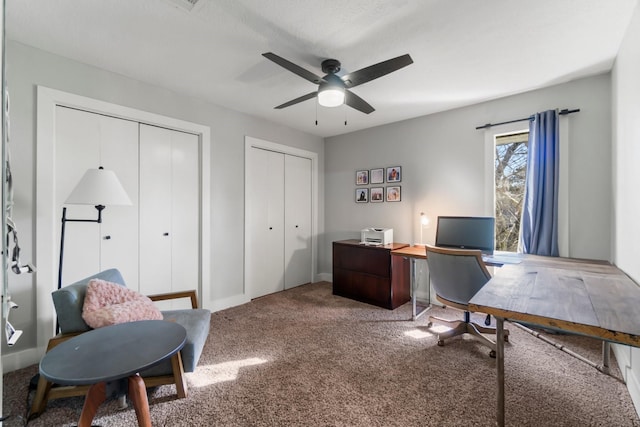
[
  {"x1": 497, "y1": 317, "x2": 505, "y2": 427},
  {"x1": 129, "y1": 374, "x2": 152, "y2": 427},
  {"x1": 78, "y1": 382, "x2": 106, "y2": 427}
]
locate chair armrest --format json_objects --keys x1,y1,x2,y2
[
  {"x1": 46, "y1": 331, "x2": 84, "y2": 352},
  {"x1": 147, "y1": 290, "x2": 199, "y2": 309}
]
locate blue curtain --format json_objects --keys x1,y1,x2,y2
[{"x1": 519, "y1": 110, "x2": 559, "y2": 256}]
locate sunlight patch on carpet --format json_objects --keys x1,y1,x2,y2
[
  {"x1": 405, "y1": 328, "x2": 432, "y2": 339},
  {"x1": 404, "y1": 324, "x2": 452, "y2": 339},
  {"x1": 190, "y1": 357, "x2": 268, "y2": 386}
]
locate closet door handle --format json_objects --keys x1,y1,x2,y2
[
  {"x1": 163, "y1": 232, "x2": 170, "y2": 236},
  {"x1": 103, "y1": 235, "x2": 111, "y2": 240},
  {"x1": 269, "y1": 227, "x2": 273, "y2": 230}
]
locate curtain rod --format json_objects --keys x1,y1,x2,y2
[{"x1": 475, "y1": 108, "x2": 580, "y2": 130}]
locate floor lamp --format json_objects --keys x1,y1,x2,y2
[
  {"x1": 32, "y1": 167, "x2": 132, "y2": 387},
  {"x1": 58, "y1": 167, "x2": 132, "y2": 291}
]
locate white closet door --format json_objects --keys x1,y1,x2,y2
[
  {"x1": 99, "y1": 118, "x2": 139, "y2": 289},
  {"x1": 284, "y1": 155, "x2": 312, "y2": 289},
  {"x1": 139, "y1": 124, "x2": 199, "y2": 307},
  {"x1": 170, "y1": 130, "x2": 200, "y2": 294},
  {"x1": 55, "y1": 107, "x2": 138, "y2": 287},
  {"x1": 139, "y1": 125, "x2": 173, "y2": 295},
  {"x1": 247, "y1": 147, "x2": 285, "y2": 298}
]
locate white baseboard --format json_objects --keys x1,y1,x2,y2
[
  {"x1": 613, "y1": 343, "x2": 640, "y2": 419},
  {"x1": 206, "y1": 293, "x2": 251, "y2": 313},
  {"x1": 2, "y1": 346, "x2": 43, "y2": 373},
  {"x1": 611, "y1": 344, "x2": 640, "y2": 417},
  {"x1": 316, "y1": 272, "x2": 332, "y2": 282}
]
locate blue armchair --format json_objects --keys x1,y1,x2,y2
[{"x1": 30, "y1": 268, "x2": 211, "y2": 417}]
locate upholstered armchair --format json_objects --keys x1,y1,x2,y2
[{"x1": 29, "y1": 268, "x2": 211, "y2": 418}]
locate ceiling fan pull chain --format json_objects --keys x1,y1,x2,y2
[
  {"x1": 344, "y1": 104, "x2": 348, "y2": 126},
  {"x1": 315, "y1": 101, "x2": 318, "y2": 126}
]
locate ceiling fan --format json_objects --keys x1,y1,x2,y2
[{"x1": 262, "y1": 52, "x2": 413, "y2": 114}]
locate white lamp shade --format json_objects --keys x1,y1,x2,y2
[
  {"x1": 420, "y1": 212, "x2": 430, "y2": 226},
  {"x1": 65, "y1": 168, "x2": 132, "y2": 206}
]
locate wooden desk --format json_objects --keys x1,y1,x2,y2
[
  {"x1": 468, "y1": 255, "x2": 640, "y2": 427},
  {"x1": 390, "y1": 246, "x2": 515, "y2": 320},
  {"x1": 390, "y1": 245, "x2": 431, "y2": 320}
]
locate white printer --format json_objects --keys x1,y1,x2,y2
[{"x1": 360, "y1": 228, "x2": 393, "y2": 246}]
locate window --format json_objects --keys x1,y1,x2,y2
[{"x1": 494, "y1": 132, "x2": 528, "y2": 252}]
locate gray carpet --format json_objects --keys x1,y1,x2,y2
[{"x1": 3, "y1": 282, "x2": 640, "y2": 426}]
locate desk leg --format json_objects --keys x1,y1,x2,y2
[
  {"x1": 78, "y1": 382, "x2": 106, "y2": 427},
  {"x1": 411, "y1": 258, "x2": 431, "y2": 321},
  {"x1": 129, "y1": 374, "x2": 152, "y2": 427},
  {"x1": 602, "y1": 341, "x2": 611, "y2": 374},
  {"x1": 497, "y1": 317, "x2": 505, "y2": 427}
]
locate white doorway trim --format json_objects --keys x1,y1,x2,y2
[
  {"x1": 244, "y1": 136, "x2": 318, "y2": 298},
  {"x1": 36, "y1": 86, "x2": 211, "y2": 354}
]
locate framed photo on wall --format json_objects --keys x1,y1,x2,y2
[
  {"x1": 370, "y1": 168, "x2": 384, "y2": 184},
  {"x1": 356, "y1": 170, "x2": 369, "y2": 185},
  {"x1": 355, "y1": 188, "x2": 369, "y2": 203},
  {"x1": 386, "y1": 186, "x2": 401, "y2": 202},
  {"x1": 370, "y1": 187, "x2": 384, "y2": 203},
  {"x1": 386, "y1": 166, "x2": 401, "y2": 182}
]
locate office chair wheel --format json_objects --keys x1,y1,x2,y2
[
  {"x1": 437, "y1": 339, "x2": 445, "y2": 346},
  {"x1": 485, "y1": 314, "x2": 491, "y2": 326},
  {"x1": 427, "y1": 322, "x2": 433, "y2": 328},
  {"x1": 504, "y1": 334, "x2": 509, "y2": 343},
  {"x1": 489, "y1": 350, "x2": 496, "y2": 358}
]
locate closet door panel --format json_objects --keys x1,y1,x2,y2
[
  {"x1": 55, "y1": 107, "x2": 138, "y2": 287},
  {"x1": 56, "y1": 107, "x2": 101, "y2": 284},
  {"x1": 284, "y1": 155, "x2": 312, "y2": 289},
  {"x1": 97, "y1": 117, "x2": 139, "y2": 289},
  {"x1": 139, "y1": 125, "x2": 172, "y2": 295},
  {"x1": 171, "y1": 131, "x2": 200, "y2": 294},
  {"x1": 247, "y1": 148, "x2": 284, "y2": 298}
]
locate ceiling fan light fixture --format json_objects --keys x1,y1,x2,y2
[{"x1": 318, "y1": 86, "x2": 345, "y2": 107}]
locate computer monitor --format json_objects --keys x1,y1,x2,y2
[{"x1": 435, "y1": 216, "x2": 495, "y2": 254}]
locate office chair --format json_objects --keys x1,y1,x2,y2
[{"x1": 425, "y1": 245, "x2": 509, "y2": 357}]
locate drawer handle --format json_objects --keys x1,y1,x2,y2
[{"x1": 163, "y1": 232, "x2": 169, "y2": 236}]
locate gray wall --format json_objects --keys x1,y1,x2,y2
[
  {"x1": 2, "y1": 41, "x2": 324, "y2": 365},
  {"x1": 323, "y1": 74, "x2": 612, "y2": 275}
]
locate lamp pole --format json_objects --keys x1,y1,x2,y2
[{"x1": 57, "y1": 205, "x2": 105, "y2": 291}]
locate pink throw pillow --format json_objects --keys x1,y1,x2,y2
[{"x1": 82, "y1": 279, "x2": 163, "y2": 329}]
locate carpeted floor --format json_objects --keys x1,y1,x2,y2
[{"x1": 3, "y1": 281, "x2": 640, "y2": 426}]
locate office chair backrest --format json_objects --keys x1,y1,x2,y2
[{"x1": 425, "y1": 245, "x2": 491, "y2": 306}]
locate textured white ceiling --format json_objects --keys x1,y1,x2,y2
[{"x1": 6, "y1": 0, "x2": 639, "y2": 137}]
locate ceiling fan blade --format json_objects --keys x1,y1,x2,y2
[
  {"x1": 345, "y1": 90, "x2": 375, "y2": 114},
  {"x1": 262, "y1": 52, "x2": 324, "y2": 85},
  {"x1": 342, "y1": 54, "x2": 413, "y2": 88},
  {"x1": 274, "y1": 92, "x2": 318, "y2": 109}
]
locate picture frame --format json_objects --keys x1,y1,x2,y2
[
  {"x1": 386, "y1": 186, "x2": 401, "y2": 202},
  {"x1": 356, "y1": 170, "x2": 369, "y2": 185},
  {"x1": 355, "y1": 188, "x2": 369, "y2": 203},
  {"x1": 370, "y1": 187, "x2": 384, "y2": 203},
  {"x1": 370, "y1": 168, "x2": 384, "y2": 184},
  {"x1": 386, "y1": 166, "x2": 402, "y2": 183}
]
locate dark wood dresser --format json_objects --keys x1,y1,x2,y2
[{"x1": 332, "y1": 239, "x2": 410, "y2": 309}]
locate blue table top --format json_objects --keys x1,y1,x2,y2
[{"x1": 40, "y1": 320, "x2": 187, "y2": 385}]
